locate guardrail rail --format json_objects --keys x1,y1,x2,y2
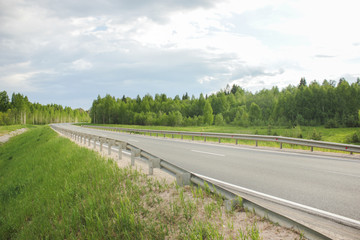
[{"x1": 82, "y1": 125, "x2": 360, "y2": 154}]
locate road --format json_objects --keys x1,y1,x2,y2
[{"x1": 58, "y1": 124, "x2": 360, "y2": 222}]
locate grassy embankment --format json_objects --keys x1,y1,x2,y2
[
  {"x1": 1, "y1": 125, "x2": 298, "y2": 239},
  {"x1": 82, "y1": 123, "x2": 360, "y2": 153},
  {"x1": 0, "y1": 125, "x2": 32, "y2": 136}
]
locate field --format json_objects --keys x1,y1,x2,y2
[{"x1": 0, "y1": 125, "x2": 302, "y2": 239}]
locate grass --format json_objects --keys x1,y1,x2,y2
[
  {"x1": 0, "y1": 125, "x2": 31, "y2": 136},
  {"x1": 1, "y1": 125, "x2": 287, "y2": 239},
  {"x1": 81, "y1": 123, "x2": 360, "y2": 154}
]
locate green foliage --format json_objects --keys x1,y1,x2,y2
[
  {"x1": 215, "y1": 113, "x2": 225, "y2": 126},
  {"x1": 0, "y1": 91, "x2": 10, "y2": 112},
  {"x1": 0, "y1": 90, "x2": 90, "y2": 125},
  {"x1": 324, "y1": 118, "x2": 339, "y2": 128},
  {"x1": 346, "y1": 131, "x2": 360, "y2": 143},
  {"x1": 249, "y1": 102, "x2": 261, "y2": 125},
  {"x1": 203, "y1": 101, "x2": 214, "y2": 125},
  {"x1": 0, "y1": 126, "x2": 165, "y2": 239},
  {"x1": 90, "y1": 78, "x2": 360, "y2": 128},
  {"x1": 311, "y1": 128, "x2": 322, "y2": 140}
]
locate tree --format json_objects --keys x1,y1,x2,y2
[
  {"x1": 0, "y1": 91, "x2": 10, "y2": 112},
  {"x1": 230, "y1": 84, "x2": 244, "y2": 95},
  {"x1": 214, "y1": 113, "x2": 225, "y2": 126},
  {"x1": 249, "y1": 102, "x2": 261, "y2": 124},
  {"x1": 203, "y1": 101, "x2": 213, "y2": 125},
  {"x1": 182, "y1": 92, "x2": 189, "y2": 100},
  {"x1": 298, "y1": 77, "x2": 307, "y2": 88}
]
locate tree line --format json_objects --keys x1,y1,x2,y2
[
  {"x1": 0, "y1": 91, "x2": 90, "y2": 125},
  {"x1": 90, "y1": 78, "x2": 360, "y2": 128}
]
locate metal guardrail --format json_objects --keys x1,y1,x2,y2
[
  {"x1": 82, "y1": 125, "x2": 360, "y2": 154},
  {"x1": 50, "y1": 124, "x2": 358, "y2": 239}
]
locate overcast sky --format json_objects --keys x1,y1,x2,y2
[{"x1": 1, "y1": 0, "x2": 359, "y2": 109}]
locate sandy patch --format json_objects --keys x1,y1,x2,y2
[{"x1": 0, "y1": 128, "x2": 28, "y2": 143}]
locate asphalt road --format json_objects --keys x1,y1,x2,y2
[{"x1": 58, "y1": 124, "x2": 360, "y2": 222}]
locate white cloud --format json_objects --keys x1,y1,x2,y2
[
  {"x1": 0, "y1": 72, "x2": 41, "y2": 92},
  {"x1": 0, "y1": 0, "x2": 359, "y2": 108},
  {"x1": 71, "y1": 59, "x2": 93, "y2": 71}
]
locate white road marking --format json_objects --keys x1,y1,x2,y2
[
  {"x1": 128, "y1": 139, "x2": 139, "y2": 142},
  {"x1": 193, "y1": 172, "x2": 360, "y2": 227},
  {"x1": 191, "y1": 150, "x2": 225, "y2": 157}
]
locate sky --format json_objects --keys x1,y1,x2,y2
[{"x1": 1, "y1": 0, "x2": 360, "y2": 110}]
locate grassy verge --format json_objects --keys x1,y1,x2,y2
[
  {"x1": 0, "y1": 125, "x2": 32, "y2": 136},
  {"x1": 0, "y1": 126, "x2": 300, "y2": 239},
  {"x1": 80, "y1": 123, "x2": 360, "y2": 154}
]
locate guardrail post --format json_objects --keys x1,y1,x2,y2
[
  {"x1": 350, "y1": 151, "x2": 353, "y2": 155},
  {"x1": 163, "y1": 134, "x2": 166, "y2": 138},
  {"x1": 176, "y1": 172, "x2": 191, "y2": 187},
  {"x1": 100, "y1": 138, "x2": 104, "y2": 152},
  {"x1": 192, "y1": 136, "x2": 194, "y2": 141},
  {"x1": 94, "y1": 137, "x2": 98, "y2": 149},
  {"x1": 108, "y1": 140, "x2": 114, "y2": 155},
  {"x1": 148, "y1": 157, "x2": 160, "y2": 175},
  {"x1": 172, "y1": 134, "x2": 174, "y2": 138},
  {"x1": 88, "y1": 136, "x2": 91, "y2": 146},
  {"x1": 181, "y1": 135, "x2": 183, "y2": 140},
  {"x1": 256, "y1": 140, "x2": 258, "y2": 147},
  {"x1": 204, "y1": 137, "x2": 206, "y2": 142},
  {"x1": 219, "y1": 138, "x2": 221, "y2": 143},
  {"x1": 311, "y1": 146, "x2": 313, "y2": 152},
  {"x1": 131, "y1": 149, "x2": 140, "y2": 166},
  {"x1": 156, "y1": 133, "x2": 158, "y2": 137},
  {"x1": 236, "y1": 139, "x2": 238, "y2": 145},
  {"x1": 150, "y1": 133, "x2": 152, "y2": 137},
  {"x1": 280, "y1": 142, "x2": 283, "y2": 149},
  {"x1": 117, "y1": 142, "x2": 123, "y2": 160}
]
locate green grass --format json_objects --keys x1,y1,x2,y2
[
  {"x1": 0, "y1": 125, "x2": 31, "y2": 136},
  {"x1": 0, "y1": 125, "x2": 272, "y2": 239},
  {"x1": 0, "y1": 126, "x2": 163, "y2": 239}
]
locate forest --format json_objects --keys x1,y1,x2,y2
[
  {"x1": 90, "y1": 78, "x2": 360, "y2": 128},
  {"x1": 0, "y1": 91, "x2": 90, "y2": 125}
]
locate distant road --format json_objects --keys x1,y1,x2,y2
[{"x1": 59, "y1": 124, "x2": 360, "y2": 221}]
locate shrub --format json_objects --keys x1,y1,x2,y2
[
  {"x1": 311, "y1": 129, "x2": 322, "y2": 141},
  {"x1": 324, "y1": 119, "x2": 339, "y2": 128},
  {"x1": 346, "y1": 131, "x2": 360, "y2": 143}
]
